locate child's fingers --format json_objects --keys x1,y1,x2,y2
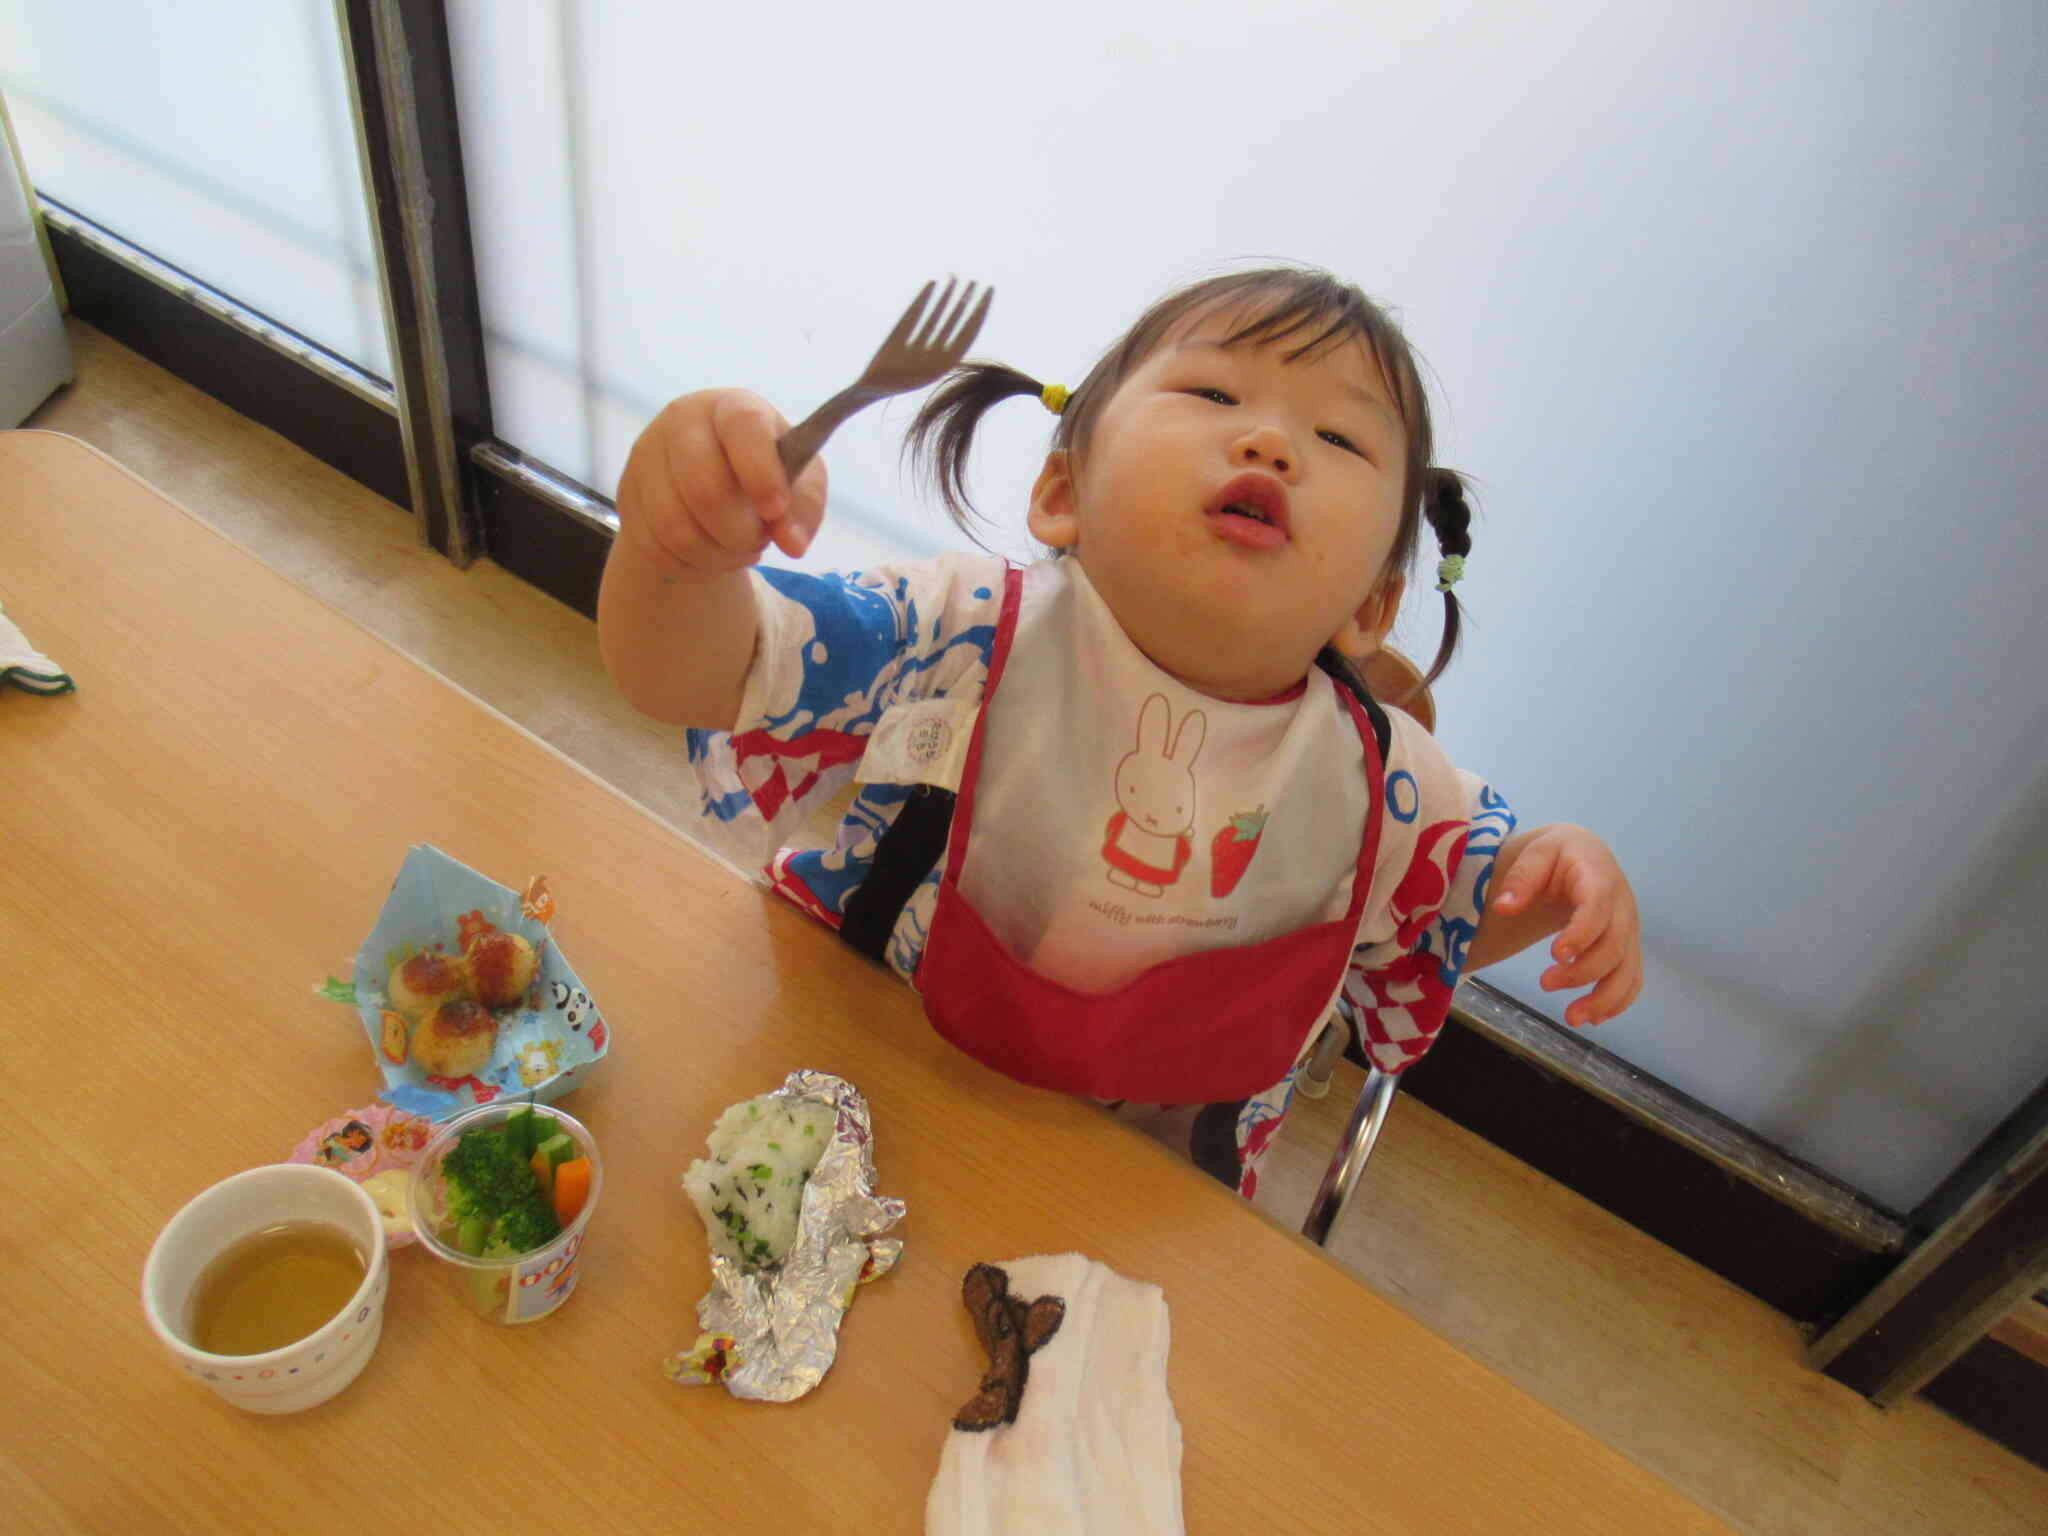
[
  {"x1": 1490, "y1": 837, "x2": 1560, "y2": 914},
  {"x1": 1542, "y1": 921, "x2": 1624, "y2": 993},
  {"x1": 1565, "y1": 956, "x2": 1642, "y2": 1027},
  {"x1": 712, "y1": 391, "x2": 804, "y2": 551},
  {"x1": 772, "y1": 456, "x2": 830, "y2": 559},
  {"x1": 1547, "y1": 883, "x2": 1613, "y2": 969},
  {"x1": 661, "y1": 407, "x2": 773, "y2": 563}
]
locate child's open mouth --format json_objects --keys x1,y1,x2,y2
[{"x1": 1204, "y1": 473, "x2": 1290, "y2": 550}]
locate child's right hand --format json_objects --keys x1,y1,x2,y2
[{"x1": 615, "y1": 389, "x2": 829, "y2": 578}]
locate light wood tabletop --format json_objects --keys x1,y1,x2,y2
[{"x1": 0, "y1": 429, "x2": 1734, "y2": 1533}]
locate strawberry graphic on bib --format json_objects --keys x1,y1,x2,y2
[{"x1": 1210, "y1": 806, "x2": 1270, "y2": 898}]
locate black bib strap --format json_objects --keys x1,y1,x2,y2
[
  {"x1": 1314, "y1": 648, "x2": 1393, "y2": 763},
  {"x1": 838, "y1": 784, "x2": 958, "y2": 963}
]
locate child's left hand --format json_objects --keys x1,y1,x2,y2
[{"x1": 1478, "y1": 823, "x2": 1641, "y2": 1027}]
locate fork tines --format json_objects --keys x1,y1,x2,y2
[{"x1": 911, "y1": 278, "x2": 993, "y2": 356}]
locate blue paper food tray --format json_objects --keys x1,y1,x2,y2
[{"x1": 351, "y1": 844, "x2": 608, "y2": 1121}]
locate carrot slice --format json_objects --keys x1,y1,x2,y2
[
  {"x1": 530, "y1": 1147, "x2": 554, "y2": 1198},
  {"x1": 552, "y1": 1157, "x2": 592, "y2": 1225}
]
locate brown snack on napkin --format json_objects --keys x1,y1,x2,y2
[
  {"x1": 953, "y1": 1263, "x2": 1066, "y2": 1431},
  {"x1": 928, "y1": 1255, "x2": 1183, "y2": 1535}
]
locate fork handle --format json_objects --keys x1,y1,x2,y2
[{"x1": 777, "y1": 386, "x2": 871, "y2": 482}]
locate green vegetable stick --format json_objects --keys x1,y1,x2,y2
[{"x1": 503, "y1": 1106, "x2": 537, "y2": 1158}]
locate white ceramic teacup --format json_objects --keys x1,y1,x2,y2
[{"x1": 141, "y1": 1163, "x2": 390, "y2": 1413}]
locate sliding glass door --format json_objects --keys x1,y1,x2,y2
[{"x1": 1, "y1": 0, "x2": 387, "y2": 376}]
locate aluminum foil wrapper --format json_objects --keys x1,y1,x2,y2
[{"x1": 663, "y1": 1069, "x2": 905, "y2": 1401}]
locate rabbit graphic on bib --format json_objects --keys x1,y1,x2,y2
[{"x1": 1101, "y1": 694, "x2": 1207, "y2": 898}]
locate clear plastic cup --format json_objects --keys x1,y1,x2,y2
[{"x1": 409, "y1": 1101, "x2": 601, "y2": 1324}]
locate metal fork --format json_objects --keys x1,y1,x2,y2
[{"x1": 776, "y1": 278, "x2": 994, "y2": 480}]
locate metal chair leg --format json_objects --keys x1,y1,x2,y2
[
  {"x1": 1301, "y1": 1067, "x2": 1400, "y2": 1247},
  {"x1": 1295, "y1": 1015, "x2": 1349, "y2": 1100}
]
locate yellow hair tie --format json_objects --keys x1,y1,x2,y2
[{"x1": 1040, "y1": 383, "x2": 1069, "y2": 416}]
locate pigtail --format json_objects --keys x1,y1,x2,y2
[
  {"x1": 904, "y1": 362, "x2": 1046, "y2": 538},
  {"x1": 1420, "y1": 467, "x2": 1473, "y2": 686}
]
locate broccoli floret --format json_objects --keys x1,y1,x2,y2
[
  {"x1": 443, "y1": 1124, "x2": 560, "y2": 1256},
  {"x1": 443, "y1": 1128, "x2": 535, "y2": 1220},
  {"x1": 488, "y1": 1186, "x2": 561, "y2": 1255}
]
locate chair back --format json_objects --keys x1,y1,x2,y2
[{"x1": 1358, "y1": 648, "x2": 1435, "y2": 734}]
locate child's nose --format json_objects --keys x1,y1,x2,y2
[{"x1": 1233, "y1": 424, "x2": 1298, "y2": 480}]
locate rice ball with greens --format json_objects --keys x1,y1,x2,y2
[{"x1": 684, "y1": 1094, "x2": 837, "y2": 1270}]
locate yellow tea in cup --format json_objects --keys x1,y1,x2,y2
[
  {"x1": 189, "y1": 1220, "x2": 367, "y2": 1355},
  {"x1": 144, "y1": 1163, "x2": 390, "y2": 1412}
]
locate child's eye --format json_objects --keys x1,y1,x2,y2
[
  {"x1": 1319, "y1": 428, "x2": 1368, "y2": 459},
  {"x1": 1187, "y1": 387, "x2": 1237, "y2": 406}
]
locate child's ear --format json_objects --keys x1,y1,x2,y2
[
  {"x1": 1026, "y1": 451, "x2": 1081, "y2": 549},
  {"x1": 1329, "y1": 574, "x2": 1405, "y2": 659}
]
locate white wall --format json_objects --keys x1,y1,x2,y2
[{"x1": 7, "y1": 0, "x2": 2041, "y2": 1210}]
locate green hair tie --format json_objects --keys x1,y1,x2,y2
[{"x1": 1435, "y1": 554, "x2": 1466, "y2": 592}]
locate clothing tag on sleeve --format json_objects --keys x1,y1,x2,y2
[{"x1": 857, "y1": 696, "x2": 977, "y2": 792}]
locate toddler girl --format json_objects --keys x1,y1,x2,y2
[{"x1": 600, "y1": 265, "x2": 1641, "y2": 1196}]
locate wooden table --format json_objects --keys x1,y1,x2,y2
[{"x1": 0, "y1": 430, "x2": 1732, "y2": 1533}]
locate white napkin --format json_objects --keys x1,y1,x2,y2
[
  {"x1": 926, "y1": 1254, "x2": 1184, "y2": 1536},
  {"x1": 0, "y1": 599, "x2": 72, "y2": 694}
]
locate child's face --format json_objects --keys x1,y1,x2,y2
[{"x1": 1029, "y1": 307, "x2": 1408, "y2": 701}]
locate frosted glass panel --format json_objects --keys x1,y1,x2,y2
[
  {"x1": 473, "y1": 1, "x2": 2042, "y2": 1209},
  {"x1": 0, "y1": 0, "x2": 388, "y2": 377}
]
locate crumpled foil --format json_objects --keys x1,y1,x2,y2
[{"x1": 663, "y1": 1069, "x2": 906, "y2": 1401}]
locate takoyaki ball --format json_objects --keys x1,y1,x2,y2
[
  {"x1": 462, "y1": 930, "x2": 538, "y2": 1011},
  {"x1": 389, "y1": 949, "x2": 470, "y2": 1023},
  {"x1": 411, "y1": 998, "x2": 499, "y2": 1079}
]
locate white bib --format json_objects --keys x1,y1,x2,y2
[{"x1": 957, "y1": 561, "x2": 1372, "y2": 994}]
